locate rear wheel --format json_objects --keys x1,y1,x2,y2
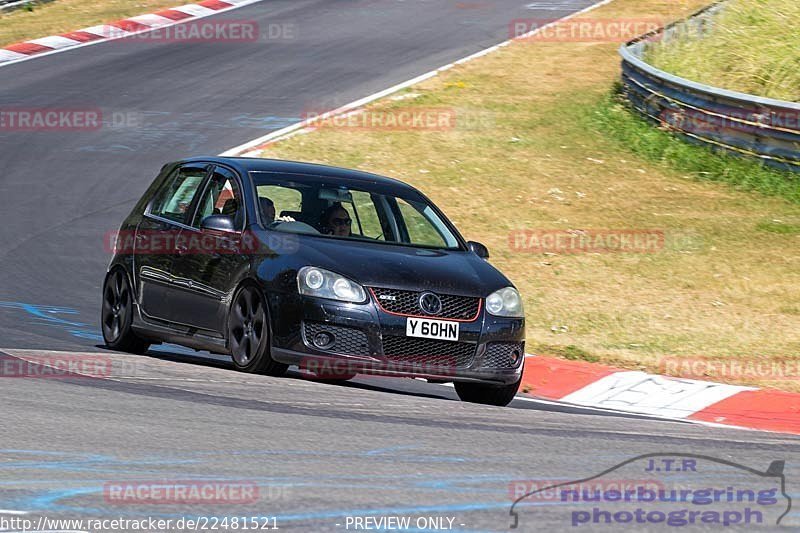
[
  {"x1": 228, "y1": 284, "x2": 288, "y2": 376},
  {"x1": 101, "y1": 269, "x2": 150, "y2": 354},
  {"x1": 454, "y1": 374, "x2": 522, "y2": 407}
]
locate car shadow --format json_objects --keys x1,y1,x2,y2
[
  {"x1": 95, "y1": 344, "x2": 691, "y2": 421},
  {"x1": 96, "y1": 344, "x2": 456, "y2": 401}
]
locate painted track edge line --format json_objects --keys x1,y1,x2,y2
[{"x1": 219, "y1": 0, "x2": 616, "y2": 157}]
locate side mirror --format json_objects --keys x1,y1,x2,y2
[
  {"x1": 468, "y1": 241, "x2": 489, "y2": 259},
  {"x1": 200, "y1": 214, "x2": 236, "y2": 233}
]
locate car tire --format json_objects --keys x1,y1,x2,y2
[
  {"x1": 454, "y1": 374, "x2": 522, "y2": 407},
  {"x1": 228, "y1": 283, "x2": 288, "y2": 377},
  {"x1": 101, "y1": 268, "x2": 150, "y2": 354}
]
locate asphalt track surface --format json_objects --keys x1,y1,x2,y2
[{"x1": 1, "y1": 0, "x2": 799, "y2": 530}]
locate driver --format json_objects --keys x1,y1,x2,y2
[
  {"x1": 259, "y1": 197, "x2": 275, "y2": 223},
  {"x1": 321, "y1": 202, "x2": 352, "y2": 237}
]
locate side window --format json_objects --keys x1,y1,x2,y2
[
  {"x1": 256, "y1": 185, "x2": 302, "y2": 223},
  {"x1": 193, "y1": 167, "x2": 244, "y2": 230},
  {"x1": 396, "y1": 198, "x2": 448, "y2": 247},
  {"x1": 351, "y1": 190, "x2": 384, "y2": 240},
  {"x1": 150, "y1": 165, "x2": 208, "y2": 224}
]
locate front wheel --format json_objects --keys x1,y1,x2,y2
[
  {"x1": 228, "y1": 284, "x2": 288, "y2": 376},
  {"x1": 454, "y1": 375, "x2": 522, "y2": 407},
  {"x1": 101, "y1": 269, "x2": 150, "y2": 354}
]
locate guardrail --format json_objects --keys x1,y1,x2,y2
[
  {"x1": 0, "y1": 0, "x2": 52, "y2": 11},
  {"x1": 0, "y1": 0, "x2": 31, "y2": 10},
  {"x1": 619, "y1": 2, "x2": 800, "y2": 173}
]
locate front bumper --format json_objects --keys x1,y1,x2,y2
[{"x1": 270, "y1": 295, "x2": 525, "y2": 385}]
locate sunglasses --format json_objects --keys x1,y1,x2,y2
[{"x1": 332, "y1": 218, "x2": 352, "y2": 226}]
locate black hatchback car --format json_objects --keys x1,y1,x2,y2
[{"x1": 102, "y1": 157, "x2": 525, "y2": 405}]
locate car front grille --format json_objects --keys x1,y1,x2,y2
[
  {"x1": 370, "y1": 287, "x2": 481, "y2": 321},
  {"x1": 381, "y1": 335, "x2": 476, "y2": 369},
  {"x1": 482, "y1": 342, "x2": 525, "y2": 368},
  {"x1": 303, "y1": 322, "x2": 370, "y2": 356}
]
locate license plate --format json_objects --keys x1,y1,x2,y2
[{"x1": 406, "y1": 317, "x2": 459, "y2": 342}]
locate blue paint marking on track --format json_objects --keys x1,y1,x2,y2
[
  {"x1": 0, "y1": 301, "x2": 103, "y2": 342},
  {"x1": 7, "y1": 447, "x2": 800, "y2": 526},
  {"x1": 0, "y1": 300, "x2": 208, "y2": 355}
]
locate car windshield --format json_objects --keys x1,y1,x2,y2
[{"x1": 250, "y1": 172, "x2": 462, "y2": 250}]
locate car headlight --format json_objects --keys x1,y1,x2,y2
[
  {"x1": 485, "y1": 287, "x2": 524, "y2": 318},
  {"x1": 297, "y1": 266, "x2": 367, "y2": 303}
]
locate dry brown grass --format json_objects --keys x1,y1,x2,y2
[
  {"x1": 0, "y1": 0, "x2": 183, "y2": 47},
  {"x1": 255, "y1": 0, "x2": 800, "y2": 391}
]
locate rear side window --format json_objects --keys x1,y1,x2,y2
[{"x1": 149, "y1": 165, "x2": 208, "y2": 224}]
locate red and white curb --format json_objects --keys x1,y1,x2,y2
[
  {"x1": 0, "y1": 0, "x2": 262, "y2": 66},
  {"x1": 521, "y1": 356, "x2": 800, "y2": 435}
]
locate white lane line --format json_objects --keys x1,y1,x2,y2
[
  {"x1": 221, "y1": 0, "x2": 615, "y2": 156},
  {"x1": 0, "y1": 510, "x2": 28, "y2": 515},
  {"x1": 526, "y1": 1, "x2": 586, "y2": 10},
  {"x1": 220, "y1": 70, "x2": 440, "y2": 156},
  {"x1": 0, "y1": 0, "x2": 269, "y2": 68}
]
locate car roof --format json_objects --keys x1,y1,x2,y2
[{"x1": 181, "y1": 156, "x2": 415, "y2": 192}]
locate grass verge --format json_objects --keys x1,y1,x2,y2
[
  {"x1": 645, "y1": 0, "x2": 800, "y2": 102},
  {"x1": 592, "y1": 88, "x2": 800, "y2": 204},
  {"x1": 0, "y1": 0, "x2": 186, "y2": 47},
  {"x1": 254, "y1": 0, "x2": 800, "y2": 391}
]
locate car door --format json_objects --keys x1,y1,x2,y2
[
  {"x1": 169, "y1": 165, "x2": 250, "y2": 334},
  {"x1": 134, "y1": 163, "x2": 211, "y2": 324}
]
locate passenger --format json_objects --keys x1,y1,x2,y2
[{"x1": 321, "y1": 202, "x2": 352, "y2": 237}]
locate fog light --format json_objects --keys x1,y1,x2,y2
[
  {"x1": 511, "y1": 350, "x2": 521, "y2": 365},
  {"x1": 313, "y1": 331, "x2": 335, "y2": 349}
]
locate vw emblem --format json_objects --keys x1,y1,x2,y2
[{"x1": 418, "y1": 292, "x2": 442, "y2": 315}]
